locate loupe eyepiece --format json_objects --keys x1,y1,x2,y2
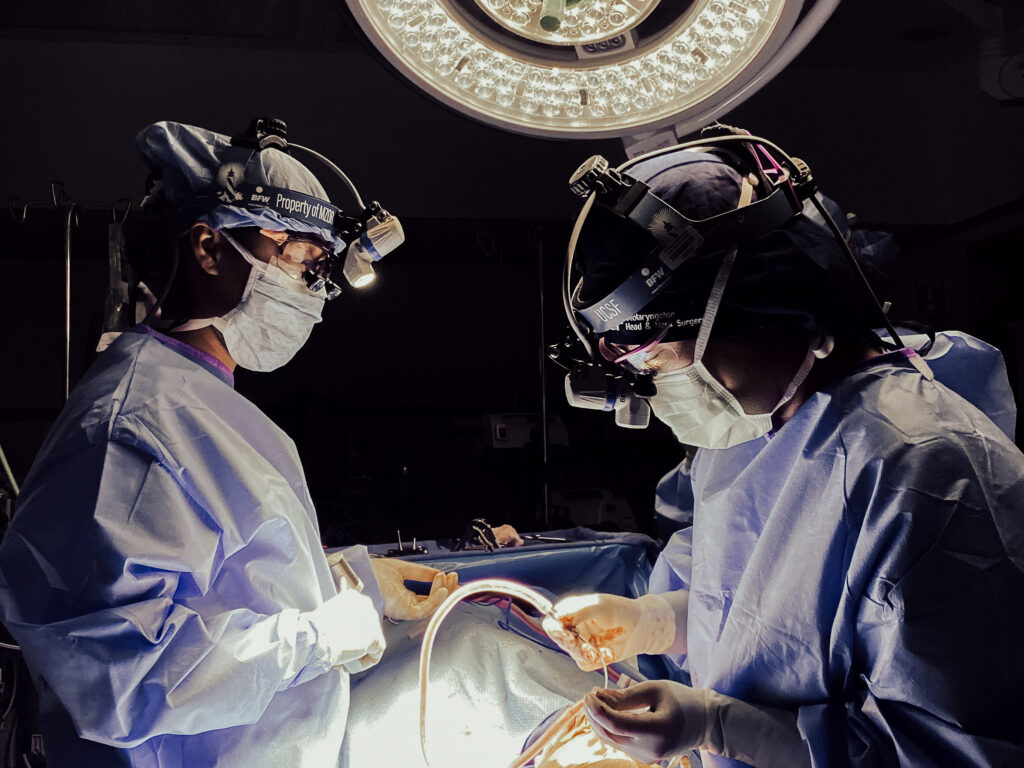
[
  {"x1": 564, "y1": 366, "x2": 650, "y2": 429},
  {"x1": 303, "y1": 271, "x2": 326, "y2": 293}
]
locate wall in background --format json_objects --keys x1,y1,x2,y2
[{"x1": 2, "y1": 0, "x2": 1023, "y2": 541}]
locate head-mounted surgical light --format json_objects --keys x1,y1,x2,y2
[
  {"x1": 341, "y1": 201, "x2": 406, "y2": 289},
  {"x1": 549, "y1": 128, "x2": 906, "y2": 428},
  {"x1": 339, "y1": 0, "x2": 840, "y2": 140},
  {"x1": 229, "y1": 118, "x2": 406, "y2": 296}
]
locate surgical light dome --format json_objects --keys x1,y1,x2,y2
[{"x1": 342, "y1": 0, "x2": 840, "y2": 139}]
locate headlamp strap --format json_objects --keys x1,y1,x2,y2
[
  {"x1": 577, "y1": 180, "x2": 799, "y2": 334},
  {"x1": 196, "y1": 181, "x2": 340, "y2": 232},
  {"x1": 574, "y1": 234, "x2": 703, "y2": 334},
  {"x1": 625, "y1": 189, "x2": 698, "y2": 247}
]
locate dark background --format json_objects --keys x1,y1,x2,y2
[{"x1": 2, "y1": 0, "x2": 1023, "y2": 545}]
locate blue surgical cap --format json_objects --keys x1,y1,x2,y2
[
  {"x1": 135, "y1": 121, "x2": 346, "y2": 253},
  {"x1": 574, "y1": 146, "x2": 887, "y2": 343}
]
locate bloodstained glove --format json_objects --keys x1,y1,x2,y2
[{"x1": 541, "y1": 592, "x2": 683, "y2": 671}]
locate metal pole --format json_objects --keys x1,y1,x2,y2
[
  {"x1": 64, "y1": 203, "x2": 76, "y2": 402},
  {"x1": 0, "y1": 443, "x2": 18, "y2": 497},
  {"x1": 537, "y1": 229, "x2": 550, "y2": 528}
]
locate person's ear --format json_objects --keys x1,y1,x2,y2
[{"x1": 188, "y1": 222, "x2": 226, "y2": 276}]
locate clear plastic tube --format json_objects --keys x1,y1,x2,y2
[
  {"x1": 419, "y1": 578, "x2": 613, "y2": 768},
  {"x1": 419, "y1": 579, "x2": 557, "y2": 767}
]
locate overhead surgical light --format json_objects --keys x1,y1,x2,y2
[{"x1": 342, "y1": 0, "x2": 840, "y2": 139}]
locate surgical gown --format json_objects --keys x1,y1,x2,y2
[
  {"x1": 0, "y1": 326, "x2": 383, "y2": 768},
  {"x1": 650, "y1": 332, "x2": 1024, "y2": 766}
]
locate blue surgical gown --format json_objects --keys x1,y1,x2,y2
[
  {"x1": 0, "y1": 327, "x2": 383, "y2": 768},
  {"x1": 650, "y1": 332, "x2": 1024, "y2": 766}
]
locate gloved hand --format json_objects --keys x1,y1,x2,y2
[
  {"x1": 338, "y1": 643, "x2": 385, "y2": 674},
  {"x1": 308, "y1": 589, "x2": 387, "y2": 674},
  {"x1": 370, "y1": 558, "x2": 458, "y2": 620},
  {"x1": 541, "y1": 592, "x2": 680, "y2": 671},
  {"x1": 491, "y1": 524, "x2": 524, "y2": 547},
  {"x1": 583, "y1": 680, "x2": 709, "y2": 763},
  {"x1": 583, "y1": 681, "x2": 810, "y2": 768}
]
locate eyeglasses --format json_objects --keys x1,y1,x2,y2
[
  {"x1": 258, "y1": 229, "x2": 335, "y2": 281},
  {"x1": 598, "y1": 327, "x2": 671, "y2": 374},
  {"x1": 256, "y1": 229, "x2": 345, "y2": 299}
]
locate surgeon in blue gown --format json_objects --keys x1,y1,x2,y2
[
  {"x1": 544, "y1": 133, "x2": 1024, "y2": 767},
  {"x1": 0, "y1": 120, "x2": 454, "y2": 767}
]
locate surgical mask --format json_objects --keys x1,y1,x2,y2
[
  {"x1": 647, "y1": 245, "x2": 831, "y2": 449},
  {"x1": 175, "y1": 229, "x2": 324, "y2": 371}
]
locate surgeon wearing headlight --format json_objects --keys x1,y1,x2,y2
[
  {"x1": 544, "y1": 130, "x2": 1024, "y2": 767},
  {"x1": 0, "y1": 120, "x2": 455, "y2": 767}
]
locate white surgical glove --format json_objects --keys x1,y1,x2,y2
[
  {"x1": 306, "y1": 589, "x2": 386, "y2": 674},
  {"x1": 370, "y1": 558, "x2": 458, "y2": 620},
  {"x1": 583, "y1": 681, "x2": 810, "y2": 768},
  {"x1": 541, "y1": 592, "x2": 685, "y2": 671},
  {"x1": 339, "y1": 646, "x2": 385, "y2": 674}
]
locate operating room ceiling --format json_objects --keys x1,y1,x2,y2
[{"x1": 2, "y1": 0, "x2": 1023, "y2": 225}]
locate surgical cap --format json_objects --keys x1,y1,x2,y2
[
  {"x1": 135, "y1": 120, "x2": 345, "y2": 253},
  {"x1": 573, "y1": 147, "x2": 885, "y2": 344}
]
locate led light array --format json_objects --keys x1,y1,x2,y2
[
  {"x1": 475, "y1": 0, "x2": 656, "y2": 46},
  {"x1": 363, "y1": 0, "x2": 782, "y2": 133}
]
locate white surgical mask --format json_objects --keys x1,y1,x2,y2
[
  {"x1": 175, "y1": 230, "x2": 324, "y2": 372},
  {"x1": 647, "y1": 244, "x2": 831, "y2": 449}
]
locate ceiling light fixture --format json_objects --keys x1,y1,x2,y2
[{"x1": 342, "y1": 0, "x2": 840, "y2": 139}]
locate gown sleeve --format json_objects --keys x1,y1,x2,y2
[{"x1": 0, "y1": 439, "x2": 383, "y2": 749}]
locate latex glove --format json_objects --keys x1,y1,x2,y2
[
  {"x1": 584, "y1": 681, "x2": 810, "y2": 768},
  {"x1": 491, "y1": 524, "x2": 524, "y2": 547},
  {"x1": 541, "y1": 592, "x2": 678, "y2": 671},
  {"x1": 370, "y1": 558, "x2": 458, "y2": 620}
]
